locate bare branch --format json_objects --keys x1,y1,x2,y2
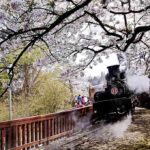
[
  {"x1": 85, "y1": 11, "x2": 123, "y2": 41},
  {"x1": 52, "y1": 12, "x2": 86, "y2": 35},
  {"x1": 110, "y1": 5, "x2": 150, "y2": 15},
  {"x1": 124, "y1": 25, "x2": 150, "y2": 51},
  {"x1": 133, "y1": 33, "x2": 145, "y2": 44}
]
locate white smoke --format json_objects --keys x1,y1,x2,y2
[
  {"x1": 71, "y1": 109, "x2": 92, "y2": 132},
  {"x1": 108, "y1": 114, "x2": 132, "y2": 138},
  {"x1": 126, "y1": 73, "x2": 150, "y2": 94},
  {"x1": 88, "y1": 114, "x2": 132, "y2": 142}
]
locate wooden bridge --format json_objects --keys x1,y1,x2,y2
[{"x1": 0, "y1": 106, "x2": 92, "y2": 150}]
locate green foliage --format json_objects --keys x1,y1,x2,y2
[
  {"x1": 0, "y1": 102, "x2": 9, "y2": 121},
  {"x1": 4, "y1": 45, "x2": 44, "y2": 65},
  {"x1": 0, "y1": 72, "x2": 71, "y2": 121},
  {"x1": 30, "y1": 72, "x2": 71, "y2": 115},
  {"x1": 0, "y1": 43, "x2": 47, "y2": 96}
]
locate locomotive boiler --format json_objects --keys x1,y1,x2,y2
[{"x1": 91, "y1": 65, "x2": 133, "y2": 124}]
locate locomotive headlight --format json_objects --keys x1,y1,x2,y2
[
  {"x1": 112, "y1": 77, "x2": 115, "y2": 81},
  {"x1": 94, "y1": 110, "x2": 97, "y2": 114}
]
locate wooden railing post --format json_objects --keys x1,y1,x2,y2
[{"x1": 2, "y1": 129, "x2": 6, "y2": 150}]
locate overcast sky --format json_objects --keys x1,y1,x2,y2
[{"x1": 84, "y1": 53, "x2": 120, "y2": 77}]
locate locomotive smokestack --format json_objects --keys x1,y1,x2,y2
[
  {"x1": 107, "y1": 65, "x2": 120, "y2": 78},
  {"x1": 106, "y1": 65, "x2": 120, "y2": 81}
]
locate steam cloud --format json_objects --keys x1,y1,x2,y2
[
  {"x1": 126, "y1": 74, "x2": 150, "y2": 94},
  {"x1": 89, "y1": 114, "x2": 132, "y2": 141}
]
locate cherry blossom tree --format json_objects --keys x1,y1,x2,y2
[{"x1": 0, "y1": 0, "x2": 150, "y2": 97}]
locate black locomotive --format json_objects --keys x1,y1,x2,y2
[{"x1": 91, "y1": 65, "x2": 133, "y2": 124}]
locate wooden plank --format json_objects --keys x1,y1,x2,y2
[
  {"x1": 64, "y1": 116, "x2": 66, "y2": 132},
  {"x1": 59, "y1": 116, "x2": 62, "y2": 133},
  {"x1": 18, "y1": 125, "x2": 22, "y2": 146},
  {"x1": 39, "y1": 121, "x2": 43, "y2": 140},
  {"x1": 0, "y1": 128, "x2": 1, "y2": 150},
  {"x1": 36, "y1": 122, "x2": 39, "y2": 141},
  {"x1": 7, "y1": 127, "x2": 12, "y2": 149},
  {"x1": 32, "y1": 123, "x2": 35, "y2": 142},
  {"x1": 44, "y1": 120, "x2": 48, "y2": 145},
  {"x1": 28, "y1": 124, "x2": 31, "y2": 143},
  {"x1": 55, "y1": 117, "x2": 58, "y2": 135},
  {"x1": 51, "y1": 119, "x2": 54, "y2": 136},
  {"x1": 58, "y1": 116, "x2": 61, "y2": 133},
  {"x1": 9, "y1": 130, "x2": 73, "y2": 150},
  {"x1": 58, "y1": 117, "x2": 61, "y2": 133},
  {"x1": 44, "y1": 120, "x2": 47, "y2": 139},
  {"x1": 47, "y1": 120, "x2": 50, "y2": 137},
  {"x1": 66, "y1": 115, "x2": 69, "y2": 131},
  {"x1": 23, "y1": 124, "x2": 27, "y2": 150},
  {"x1": 69, "y1": 115, "x2": 71, "y2": 130},
  {"x1": 54, "y1": 118, "x2": 56, "y2": 135},
  {"x1": 62, "y1": 116, "x2": 64, "y2": 133},
  {"x1": 15, "y1": 126, "x2": 18, "y2": 147},
  {"x1": 2, "y1": 129, "x2": 6, "y2": 150},
  {"x1": 24, "y1": 124, "x2": 27, "y2": 145},
  {"x1": 48, "y1": 119, "x2": 51, "y2": 136},
  {"x1": 11, "y1": 126, "x2": 16, "y2": 148}
]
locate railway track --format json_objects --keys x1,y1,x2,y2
[
  {"x1": 42, "y1": 124, "x2": 103, "y2": 150},
  {"x1": 42, "y1": 114, "x2": 131, "y2": 150},
  {"x1": 62, "y1": 123, "x2": 105, "y2": 149}
]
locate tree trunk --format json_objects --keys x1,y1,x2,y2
[{"x1": 22, "y1": 64, "x2": 30, "y2": 97}]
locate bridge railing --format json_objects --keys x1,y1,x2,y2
[{"x1": 0, "y1": 105, "x2": 92, "y2": 150}]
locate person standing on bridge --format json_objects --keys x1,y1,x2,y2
[
  {"x1": 84, "y1": 96, "x2": 88, "y2": 105},
  {"x1": 77, "y1": 95, "x2": 82, "y2": 105},
  {"x1": 81, "y1": 96, "x2": 85, "y2": 105}
]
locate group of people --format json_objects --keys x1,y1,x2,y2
[{"x1": 74, "y1": 95, "x2": 90, "y2": 108}]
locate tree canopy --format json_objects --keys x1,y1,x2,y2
[{"x1": 0, "y1": 0, "x2": 150, "y2": 97}]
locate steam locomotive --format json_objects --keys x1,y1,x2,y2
[{"x1": 91, "y1": 65, "x2": 133, "y2": 124}]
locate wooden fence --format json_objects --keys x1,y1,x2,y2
[{"x1": 0, "y1": 105, "x2": 92, "y2": 150}]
